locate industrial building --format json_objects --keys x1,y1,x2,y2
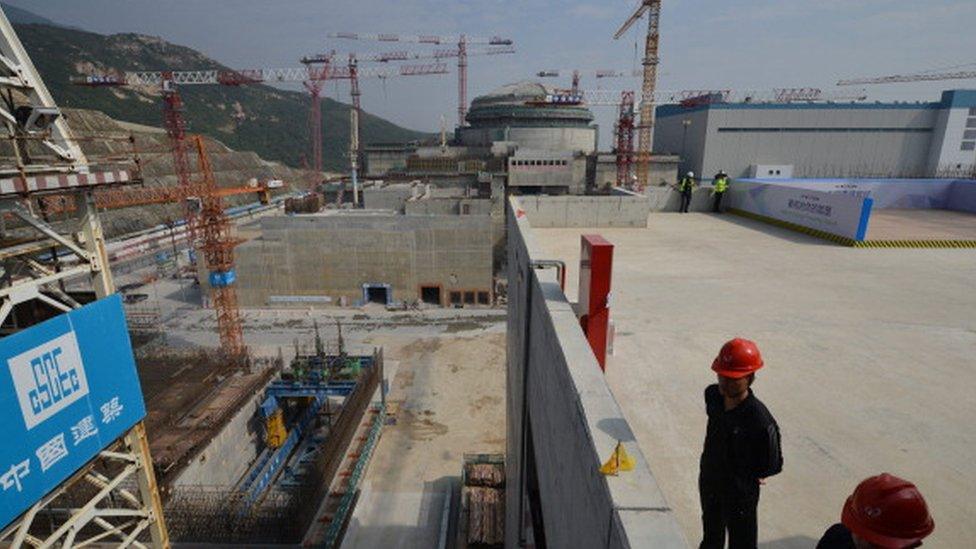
[
  {"x1": 364, "y1": 81, "x2": 679, "y2": 195},
  {"x1": 655, "y1": 89, "x2": 976, "y2": 180},
  {"x1": 458, "y1": 81, "x2": 598, "y2": 153}
]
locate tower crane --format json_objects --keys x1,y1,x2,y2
[
  {"x1": 534, "y1": 68, "x2": 641, "y2": 95},
  {"x1": 75, "y1": 62, "x2": 448, "y2": 180},
  {"x1": 837, "y1": 66, "x2": 976, "y2": 86},
  {"x1": 614, "y1": 0, "x2": 662, "y2": 189},
  {"x1": 580, "y1": 87, "x2": 868, "y2": 107},
  {"x1": 300, "y1": 52, "x2": 451, "y2": 205},
  {"x1": 298, "y1": 55, "x2": 447, "y2": 178},
  {"x1": 304, "y1": 45, "x2": 515, "y2": 65},
  {"x1": 327, "y1": 32, "x2": 515, "y2": 126},
  {"x1": 73, "y1": 62, "x2": 447, "y2": 360}
]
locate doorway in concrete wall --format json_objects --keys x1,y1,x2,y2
[
  {"x1": 420, "y1": 285, "x2": 441, "y2": 306},
  {"x1": 362, "y1": 283, "x2": 391, "y2": 305}
]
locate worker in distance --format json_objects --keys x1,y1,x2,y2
[
  {"x1": 711, "y1": 170, "x2": 729, "y2": 213},
  {"x1": 699, "y1": 338, "x2": 783, "y2": 549},
  {"x1": 677, "y1": 171, "x2": 696, "y2": 213}
]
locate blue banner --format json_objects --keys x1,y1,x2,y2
[
  {"x1": 727, "y1": 180, "x2": 873, "y2": 240},
  {"x1": 0, "y1": 295, "x2": 146, "y2": 529}
]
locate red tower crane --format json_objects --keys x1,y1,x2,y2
[
  {"x1": 301, "y1": 51, "x2": 450, "y2": 204},
  {"x1": 74, "y1": 63, "x2": 446, "y2": 358},
  {"x1": 297, "y1": 57, "x2": 447, "y2": 179},
  {"x1": 302, "y1": 53, "x2": 335, "y2": 178},
  {"x1": 76, "y1": 65, "x2": 426, "y2": 361},
  {"x1": 615, "y1": 91, "x2": 636, "y2": 187},
  {"x1": 327, "y1": 32, "x2": 515, "y2": 126}
]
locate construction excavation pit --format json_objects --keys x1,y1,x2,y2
[{"x1": 138, "y1": 328, "x2": 386, "y2": 545}]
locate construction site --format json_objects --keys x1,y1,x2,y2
[{"x1": 0, "y1": 1, "x2": 973, "y2": 548}]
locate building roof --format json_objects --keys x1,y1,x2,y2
[
  {"x1": 470, "y1": 81, "x2": 553, "y2": 107},
  {"x1": 656, "y1": 89, "x2": 976, "y2": 118},
  {"x1": 466, "y1": 80, "x2": 594, "y2": 128}
]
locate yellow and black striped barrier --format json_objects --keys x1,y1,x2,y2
[
  {"x1": 728, "y1": 209, "x2": 976, "y2": 249},
  {"x1": 852, "y1": 239, "x2": 976, "y2": 249}
]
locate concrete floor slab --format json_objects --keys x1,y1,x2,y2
[
  {"x1": 866, "y1": 208, "x2": 976, "y2": 240},
  {"x1": 341, "y1": 328, "x2": 506, "y2": 548},
  {"x1": 533, "y1": 213, "x2": 976, "y2": 547}
]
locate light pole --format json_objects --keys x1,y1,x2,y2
[{"x1": 681, "y1": 118, "x2": 692, "y2": 173}]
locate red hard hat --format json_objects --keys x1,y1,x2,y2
[
  {"x1": 711, "y1": 338, "x2": 764, "y2": 378},
  {"x1": 841, "y1": 473, "x2": 934, "y2": 548}
]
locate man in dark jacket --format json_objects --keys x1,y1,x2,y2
[
  {"x1": 817, "y1": 473, "x2": 934, "y2": 548},
  {"x1": 700, "y1": 338, "x2": 783, "y2": 549}
]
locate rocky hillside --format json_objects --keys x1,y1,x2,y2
[
  {"x1": 64, "y1": 107, "x2": 303, "y2": 238},
  {"x1": 14, "y1": 22, "x2": 432, "y2": 171}
]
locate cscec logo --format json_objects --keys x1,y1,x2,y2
[{"x1": 8, "y1": 331, "x2": 89, "y2": 429}]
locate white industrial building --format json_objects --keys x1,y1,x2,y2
[{"x1": 654, "y1": 89, "x2": 976, "y2": 180}]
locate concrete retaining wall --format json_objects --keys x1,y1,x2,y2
[
  {"x1": 403, "y1": 197, "x2": 491, "y2": 216},
  {"x1": 171, "y1": 387, "x2": 265, "y2": 487},
  {"x1": 362, "y1": 186, "x2": 415, "y2": 212},
  {"x1": 514, "y1": 195, "x2": 652, "y2": 228},
  {"x1": 506, "y1": 197, "x2": 687, "y2": 547},
  {"x1": 234, "y1": 213, "x2": 493, "y2": 307},
  {"x1": 644, "y1": 186, "x2": 718, "y2": 212}
]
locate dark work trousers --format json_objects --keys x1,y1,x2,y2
[
  {"x1": 713, "y1": 191, "x2": 725, "y2": 213},
  {"x1": 699, "y1": 479, "x2": 759, "y2": 549},
  {"x1": 680, "y1": 191, "x2": 692, "y2": 213}
]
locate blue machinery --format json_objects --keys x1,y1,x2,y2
[{"x1": 236, "y1": 377, "x2": 362, "y2": 508}]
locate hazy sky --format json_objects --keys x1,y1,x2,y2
[{"x1": 7, "y1": 0, "x2": 976, "y2": 140}]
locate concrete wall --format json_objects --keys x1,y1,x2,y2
[
  {"x1": 234, "y1": 213, "x2": 493, "y2": 307},
  {"x1": 362, "y1": 185, "x2": 415, "y2": 212},
  {"x1": 171, "y1": 388, "x2": 265, "y2": 487},
  {"x1": 506, "y1": 197, "x2": 687, "y2": 547},
  {"x1": 364, "y1": 146, "x2": 415, "y2": 177},
  {"x1": 514, "y1": 195, "x2": 651, "y2": 228},
  {"x1": 644, "y1": 186, "x2": 718, "y2": 212},
  {"x1": 403, "y1": 197, "x2": 491, "y2": 216},
  {"x1": 508, "y1": 152, "x2": 587, "y2": 194},
  {"x1": 593, "y1": 154, "x2": 681, "y2": 191}
]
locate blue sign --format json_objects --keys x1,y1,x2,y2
[
  {"x1": 0, "y1": 295, "x2": 146, "y2": 529},
  {"x1": 209, "y1": 269, "x2": 236, "y2": 288}
]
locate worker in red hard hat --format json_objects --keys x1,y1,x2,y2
[
  {"x1": 699, "y1": 338, "x2": 783, "y2": 549},
  {"x1": 817, "y1": 473, "x2": 934, "y2": 549}
]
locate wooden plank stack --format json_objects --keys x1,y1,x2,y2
[{"x1": 462, "y1": 459, "x2": 505, "y2": 547}]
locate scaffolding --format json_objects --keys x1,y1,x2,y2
[
  {"x1": 161, "y1": 351, "x2": 382, "y2": 544},
  {"x1": 0, "y1": 5, "x2": 167, "y2": 546}
]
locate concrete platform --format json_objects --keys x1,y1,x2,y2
[
  {"x1": 866, "y1": 208, "x2": 976, "y2": 241},
  {"x1": 533, "y1": 213, "x2": 976, "y2": 547},
  {"x1": 340, "y1": 326, "x2": 506, "y2": 548}
]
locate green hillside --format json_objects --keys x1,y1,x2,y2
[{"x1": 15, "y1": 23, "x2": 432, "y2": 171}]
